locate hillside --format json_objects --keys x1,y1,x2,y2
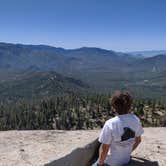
[
  {"x1": 0, "y1": 128, "x2": 165, "y2": 166},
  {"x1": 128, "y1": 50, "x2": 166, "y2": 57},
  {"x1": 0, "y1": 42, "x2": 138, "y2": 75},
  {"x1": 0, "y1": 71, "x2": 88, "y2": 99},
  {"x1": 132, "y1": 55, "x2": 166, "y2": 72},
  {"x1": 0, "y1": 42, "x2": 166, "y2": 98}
]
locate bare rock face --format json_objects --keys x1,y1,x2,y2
[
  {"x1": 0, "y1": 128, "x2": 165, "y2": 166},
  {"x1": 130, "y1": 128, "x2": 166, "y2": 166},
  {"x1": 0, "y1": 130, "x2": 100, "y2": 166}
]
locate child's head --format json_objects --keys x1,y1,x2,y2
[{"x1": 110, "y1": 90, "x2": 133, "y2": 115}]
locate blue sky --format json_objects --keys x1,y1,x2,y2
[{"x1": 0, "y1": 0, "x2": 166, "y2": 51}]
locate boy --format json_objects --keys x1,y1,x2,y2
[{"x1": 93, "y1": 91, "x2": 144, "y2": 166}]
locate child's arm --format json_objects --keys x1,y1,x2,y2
[
  {"x1": 132, "y1": 136, "x2": 142, "y2": 152},
  {"x1": 97, "y1": 143, "x2": 110, "y2": 166},
  {"x1": 97, "y1": 120, "x2": 112, "y2": 165}
]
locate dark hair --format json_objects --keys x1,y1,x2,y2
[{"x1": 110, "y1": 91, "x2": 133, "y2": 115}]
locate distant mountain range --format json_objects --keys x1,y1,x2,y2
[
  {"x1": 0, "y1": 42, "x2": 166, "y2": 99},
  {"x1": 0, "y1": 42, "x2": 135, "y2": 71},
  {"x1": 128, "y1": 50, "x2": 166, "y2": 57}
]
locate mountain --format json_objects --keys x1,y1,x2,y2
[
  {"x1": 0, "y1": 42, "x2": 135, "y2": 72},
  {"x1": 0, "y1": 42, "x2": 136, "y2": 81},
  {"x1": 0, "y1": 71, "x2": 89, "y2": 99},
  {"x1": 0, "y1": 42, "x2": 67, "y2": 72},
  {"x1": 133, "y1": 55, "x2": 166, "y2": 73},
  {"x1": 0, "y1": 42, "x2": 136, "y2": 93},
  {"x1": 128, "y1": 50, "x2": 166, "y2": 57},
  {"x1": 0, "y1": 42, "x2": 166, "y2": 99}
]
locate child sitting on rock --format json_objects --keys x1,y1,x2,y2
[{"x1": 92, "y1": 91, "x2": 144, "y2": 166}]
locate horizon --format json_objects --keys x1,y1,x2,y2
[
  {"x1": 0, "y1": 0, "x2": 166, "y2": 51},
  {"x1": 1, "y1": 41, "x2": 166, "y2": 53}
]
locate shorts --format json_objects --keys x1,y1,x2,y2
[
  {"x1": 91, "y1": 160, "x2": 110, "y2": 166},
  {"x1": 91, "y1": 159, "x2": 130, "y2": 166}
]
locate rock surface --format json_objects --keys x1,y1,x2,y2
[
  {"x1": 0, "y1": 128, "x2": 165, "y2": 166},
  {"x1": 0, "y1": 130, "x2": 100, "y2": 166},
  {"x1": 130, "y1": 128, "x2": 166, "y2": 166}
]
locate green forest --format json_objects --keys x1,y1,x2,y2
[
  {"x1": 0, "y1": 43, "x2": 166, "y2": 131},
  {"x1": 0, "y1": 94, "x2": 165, "y2": 130}
]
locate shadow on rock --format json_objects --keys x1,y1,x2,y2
[
  {"x1": 128, "y1": 157, "x2": 159, "y2": 166},
  {"x1": 45, "y1": 139, "x2": 100, "y2": 166}
]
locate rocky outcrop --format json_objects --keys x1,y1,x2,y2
[
  {"x1": 0, "y1": 128, "x2": 165, "y2": 166},
  {"x1": 45, "y1": 139, "x2": 100, "y2": 166},
  {"x1": 0, "y1": 130, "x2": 100, "y2": 166}
]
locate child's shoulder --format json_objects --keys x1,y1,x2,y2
[
  {"x1": 130, "y1": 113, "x2": 141, "y2": 122},
  {"x1": 105, "y1": 116, "x2": 120, "y2": 125},
  {"x1": 105, "y1": 114, "x2": 141, "y2": 126}
]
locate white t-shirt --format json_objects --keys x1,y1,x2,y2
[{"x1": 98, "y1": 113, "x2": 144, "y2": 166}]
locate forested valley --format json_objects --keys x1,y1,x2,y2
[
  {"x1": 0, "y1": 43, "x2": 166, "y2": 131},
  {"x1": 0, "y1": 94, "x2": 165, "y2": 130}
]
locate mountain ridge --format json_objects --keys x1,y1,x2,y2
[{"x1": 0, "y1": 42, "x2": 166, "y2": 98}]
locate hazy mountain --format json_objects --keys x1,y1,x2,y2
[
  {"x1": 128, "y1": 50, "x2": 166, "y2": 57},
  {"x1": 0, "y1": 42, "x2": 135, "y2": 72},
  {"x1": 0, "y1": 42, "x2": 67, "y2": 72},
  {"x1": 0, "y1": 42, "x2": 166, "y2": 99},
  {"x1": 133, "y1": 55, "x2": 166, "y2": 73}
]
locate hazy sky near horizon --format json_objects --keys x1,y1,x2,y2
[{"x1": 0, "y1": 0, "x2": 166, "y2": 51}]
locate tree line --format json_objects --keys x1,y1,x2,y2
[{"x1": 0, "y1": 94, "x2": 165, "y2": 130}]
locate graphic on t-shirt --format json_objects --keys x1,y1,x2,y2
[{"x1": 121, "y1": 127, "x2": 135, "y2": 141}]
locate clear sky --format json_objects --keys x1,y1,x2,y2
[{"x1": 0, "y1": 0, "x2": 166, "y2": 51}]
